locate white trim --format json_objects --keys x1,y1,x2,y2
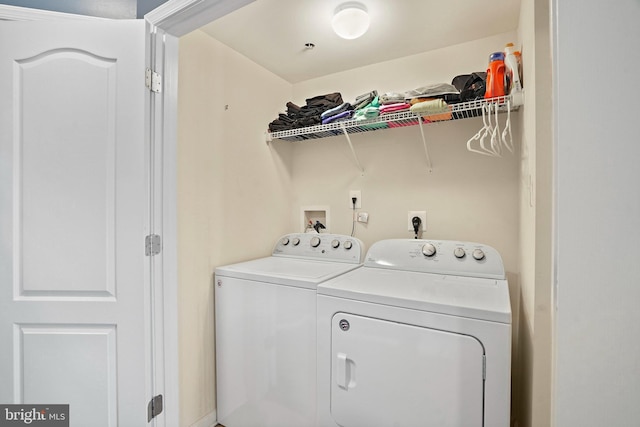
[
  {"x1": 144, "y1": 1, "x2": 254, "y2": 425},
  {"x1": 189, "y1": 410, "x2": 217, "y2": 427},
  {"x1": 147, "y1": 25, "x2": 181, "y2": 427},
  {"x1": 0, "y1": 4, "x2": 110, "y2": 21},
  {"x1": 145, "y1": 0, "x2": 254, "y2": 37}
]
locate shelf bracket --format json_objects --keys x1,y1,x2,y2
[
  {"x1": 416, "y1": 118, "x2": 433, "y2": 172},
  {"x1": 340, "y1": 124, "x2": 364, "y2": 173}
]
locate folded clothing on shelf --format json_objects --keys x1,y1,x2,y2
[
  {"x1": 321, "y1": 110, "x2": 353, "y2": 124},
  {"x1": 360, "y1": 121, "x2": 388, "y2": 130},
  {"x1": 404, "y1": 83, "x2": 460, "y2": 103},
  {"x1": 409, "y1": 98, "x2": 452, "y2": 122},
  {"x1": 305, "y1": 92, "x2": 344, "y2": 109},
  {"x1": 352, "y1": 90, "x2": 378, "y2": 110},
  {"x1": 379, "y1": 92, "x2": 406, "y2": 105},
  {"x1": 388, "y1": 119, "x2": 420, "y2": 128},
  {"x1": 353, "y1": 95, "x2": 380, "y2": 120},
  {"x1": 320, "y1": 102, "x2": 352, "y2": 119},
  {"x1": 268, "y1": 113, "x2": 295, "y2": 131},
  {"x1": 269, "y1": 92, "x2": 344, "y2": 132},
  {"x1": 353, "y1": 107, "x2": 380, "y2": 120},
  {"x1": 379, "y1": 102, "x2": 411, "y2": 114}
]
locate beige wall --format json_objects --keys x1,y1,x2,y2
[
  {"x1": 178, "y1": 29, "x2": 530, "y2": 427},
  {"x1": 515, "y1": 0, "x2": 536, "y2": 424},
  {"x1": 177, "y1": 30, "x2": 293, "y2": 426},
  {"x1": 531, "y1": 0, "x2": 553, "y2": 424},
  {"x1": 515, "y1": 0, "x2": 554, "y2": 425},
  {"x1": 287, "y1": 31, "x2": 522, "y2": 346}
]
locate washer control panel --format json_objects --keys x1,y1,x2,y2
[
  {"x1": 273, "y1": 233, "x2": 364, "y2": 263},
  {"x1": 365, "y1": 239, "x2": 505, "y2": 280}
]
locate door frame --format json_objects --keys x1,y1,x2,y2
[
  {"x1": 0, "y1": 1, "x2": 254, "y2": 424},
  {"x1": 143, "y1": 1, "x2": 253, "y2": 425}
]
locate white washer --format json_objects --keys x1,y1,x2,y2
[
  {"x1": 317, "y1": 239, "x2": 512, "y2": 427},
  {"x1": 215, "y1": 233, "x2": 364, "y2": 427}
]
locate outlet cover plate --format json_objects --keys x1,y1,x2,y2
[
  {"x1": 408, "y1": 211, "x2": 427, "y2": 231},
  {"x1": 349, "y1": 190, "x2": 362, "y2": 209}
]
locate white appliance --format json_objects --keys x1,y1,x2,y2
[
  {"x1": 215, "y1": 233, "x2": 364, "y2": 427},
  {"x1": 317, "y1": 239, "x2": 512, "y2": 427}
]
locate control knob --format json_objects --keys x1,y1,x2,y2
[
  {"x1": 281, "y1": 237, "x2": 290, "y2": 246},
  {"x1": 472, "y1": 248, "x2": 485, "y2": 261},
  {"x1": 454, "y1": 247, "x2": 466, "y2": 259},
  {"x1": 310, "y1": 236, "x2": 321, "y2": 247},
  {"x1": 331, "y1": 239, "x2": 340, "y2": 248},
  {"x1": 421, "y1": 243, "x2": 436, "y2": 257},
  {"x1": 292, "y1": 237, "x2": 300, "y2": 246},
  {"x1": 343, "y1": 240, "x2": 353, "y2": 250}
]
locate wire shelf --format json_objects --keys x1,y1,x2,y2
[{"x1": 266, "y1": 94, "x2": 520, "y2": 142}]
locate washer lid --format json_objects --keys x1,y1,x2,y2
[
  {"x1": 317, "y1": 267, "x2": 511, "y2": 323},
  {"x1": 215, "y1": 256, "x2": 362, "y2": 289}
]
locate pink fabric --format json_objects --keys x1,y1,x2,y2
[
  {"x1": 388, "y1": 120, "x2": 420, "y2": 128},
  {"x1": 379, "y1": 102, "x2": 410, "y2": 114}
]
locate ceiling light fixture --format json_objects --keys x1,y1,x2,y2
[{"x1": 331, "y1": 2, "x2": 370, "y2": 40}]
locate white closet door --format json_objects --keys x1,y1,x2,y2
[{"x1": 0, "y1": 20, "x2": 149, "y2": 426}]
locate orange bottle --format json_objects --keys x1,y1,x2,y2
[{"x1": 485, "y1": 52, "x2": 506, "y2": 99}]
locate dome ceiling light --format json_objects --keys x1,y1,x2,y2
[{"x1": 331, "y1": 2, "x2": 370, "y2": 40}]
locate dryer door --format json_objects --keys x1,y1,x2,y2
[{"x1": 330, "y1": 313, "x2": 484, "y2": 427}]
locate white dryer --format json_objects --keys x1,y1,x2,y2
[
  {"x1": 215, "y1": 233, "x2": 364, "y2": 427},
  {"x1": 316, "y1": 239, "x2": 511, "y2": 427}
]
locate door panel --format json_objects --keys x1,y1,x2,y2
[
  {"x1": 330, "y1": 313, "x2": 484, "y2": 427},
  {"x1": 17, "y1": 48, "x2": 117, "y2": 298},
  {"x1": 19, "y1": 325, "x2": 117, "y2": 423},
  {"x1": 0, "y1": 20, "x2": 148, "y2": 427}
]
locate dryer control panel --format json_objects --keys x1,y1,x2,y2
[
  {"x1": 273, "y1": 233, "x2": 364, "y2": 264},
  {"x1": 365, "y1": 239, "x2": 505, "y2": 279}
]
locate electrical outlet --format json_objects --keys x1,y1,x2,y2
[
  {"x1": 349, "y1": 190, "x2": 362, "y2": 209},
  {"x1": 407, "y1": 211, "x2": 427, "y2": 231}
]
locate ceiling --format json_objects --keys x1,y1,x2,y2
[{"x1": 199, "y1": 0, "x2": 521, "y2": 84}]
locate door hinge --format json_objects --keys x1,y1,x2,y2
[
  {"x1": 147, "y1": 394, "x2": 163, "y2": 421},
  {"x1": 145, "y1": 68, "x2": 162, "y2": 93},
  {"x1": 145, "y1": 234, "x2": 162, "y2": 256}
]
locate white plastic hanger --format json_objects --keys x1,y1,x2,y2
[
  {"x1": 501, "y1": 100, "x2": 514, "y2": 153},
  {"x1": 467, "y1": 104, "x2": 499, "y2": 157},
  {"x1": 490, "y1": 102, "x2": 502, "y2": 157},
  {"x1": 467, "y1": 100, "x2": 516, "y2": 157}
]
